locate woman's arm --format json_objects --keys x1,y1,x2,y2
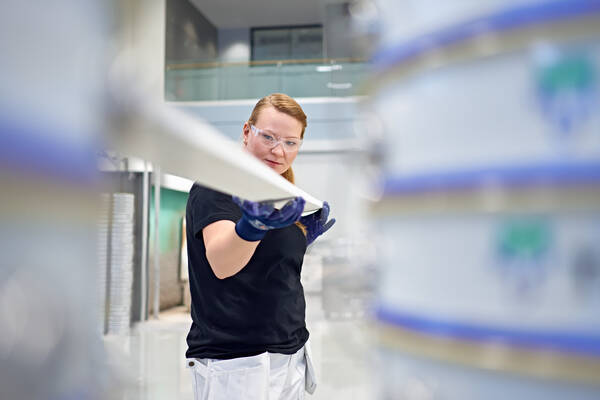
[
  {"x1": 202, "y1": 196, "x2": 305, "y2": 279},
  {"x1": 203, "y1": 220, "x2": 260, "y2": 279}
]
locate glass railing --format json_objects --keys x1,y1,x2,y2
[{"x1": 165, "y1": 58, "x2": 368, "y2": 101}]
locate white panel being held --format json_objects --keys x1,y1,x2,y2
[{"x1": 108, "y1": 87, "x2": 323, "y2": 214}]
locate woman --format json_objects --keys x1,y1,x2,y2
[{"x1": 185, "y1": 93, "x2": 335, "y2": 400}]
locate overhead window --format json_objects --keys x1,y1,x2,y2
[{"x1": 251, "y1": 25, "x2": 323, "y2": 61}]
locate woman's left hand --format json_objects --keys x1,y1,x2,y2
[{"x1": 299, "y1": 201, "x2": 336, "y2": 246}]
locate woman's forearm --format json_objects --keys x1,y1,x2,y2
[{"x1": 203, "y1": 220, "x2": 260, "y2": 279}]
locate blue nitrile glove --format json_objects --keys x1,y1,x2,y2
[
  {"x1": 233, "y1": 196, "x2": 306, "y2": 241},
  {"x1": 299, "y1": 201, "x2": 336, "y2": 246}
]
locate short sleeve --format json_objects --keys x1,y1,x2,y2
[{"x1": 188, "y1": 184, "x2": 242, "y2": 239}]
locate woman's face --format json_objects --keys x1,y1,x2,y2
[{"x1": 243, "y1": 106, "x2": 303, "y2": 175}]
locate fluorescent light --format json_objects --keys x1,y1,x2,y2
[
  {"x1": 327, "y1": 82, "x2": 352, "y2": 90},
  {"x1": 316, "y1": 65, "x2": 343, "y2": 72}
]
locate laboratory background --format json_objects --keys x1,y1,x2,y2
[{"x1": 1, "y1": 0, "x2": 600, "y2": 399}]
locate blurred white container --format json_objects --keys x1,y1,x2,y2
[
  {"x1": 373, "y1": 40, "x2": 600, "y2": 177},
  {"x1": 368, "y1": 0, "x2": 600, "y2": 395},
  {"x1": 369, "y1": 0, "x2": 600, "y2": 180},
  {"x1": 376, "y1": 348, "x2": 600, "y2": 400},
  {"x1": 0, "y1": 0, "x2": 113, "y2": 397},
  {"x1": 375, "y1": 209, "x2": 600, "y2": 337},
  {"x1": 373, "y1": 0, "x2": 547, "y2": 49}
]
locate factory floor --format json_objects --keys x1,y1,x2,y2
[{"x1": 102, "y1": 294, "x2": 376, "y2": 400}]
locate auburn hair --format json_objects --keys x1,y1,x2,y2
[
  {"x1": 247, "y1": 93, "x2": 307, "y2": 139},
  {"x1": 248, "y1": 93, "x2": 307, "y2": 236}
]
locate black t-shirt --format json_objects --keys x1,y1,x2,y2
[{"x1": 185, "y1": 183, "x2": 309, "y2": 360}]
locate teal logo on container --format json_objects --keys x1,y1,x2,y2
[
  {"x1": 535, "y1": 51, "x2": 596, "y2": 135},
  {"x1": 495, "y1": 219, "x2": 552, "y2": 293}
]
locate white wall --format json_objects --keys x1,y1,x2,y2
[
  {"x1": 293, "y1": 152, "x2": 370, "y2": 242},
  {"x1": 218, "y1": 28, "x2": 251, "y2": 62},
  {"x1": 117, "y1": 0, "x2": 166, "y2": 101}
]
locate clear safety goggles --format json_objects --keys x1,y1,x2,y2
[{"x1": 250, "y1": 125, "x2": 303, "y2": 153}]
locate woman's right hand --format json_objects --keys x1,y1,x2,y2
[{"x1": 233, "y1": 196, "x2": 306, "y2": 241}]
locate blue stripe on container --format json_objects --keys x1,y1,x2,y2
[
  {"x1": 372, "y1": 0, "x2": 600, "y2": 72},
  {"x1": 376, "y1": 306, "x2": 600, "y2": 356},
  {"x1": 382, "y1": 162, "x2": 600, "y2": 195},
  {"x1": 0, "y1": 117, "x2": 99, "y2": 184}
]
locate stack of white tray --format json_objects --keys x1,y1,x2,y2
[
  {"x1": 106, "y1": 193, "x2": 135, "y2": 336},
  {"x1": 96, "y1": 193, "x2": 110, "y2": 334}
]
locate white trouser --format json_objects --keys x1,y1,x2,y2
[{"x1": 186, "y1": 342, "x2": 317, "y2": 400}]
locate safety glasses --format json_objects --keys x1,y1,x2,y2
[{"x1": 250, "y1": 125, "x2": 303, "y2": 153}]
